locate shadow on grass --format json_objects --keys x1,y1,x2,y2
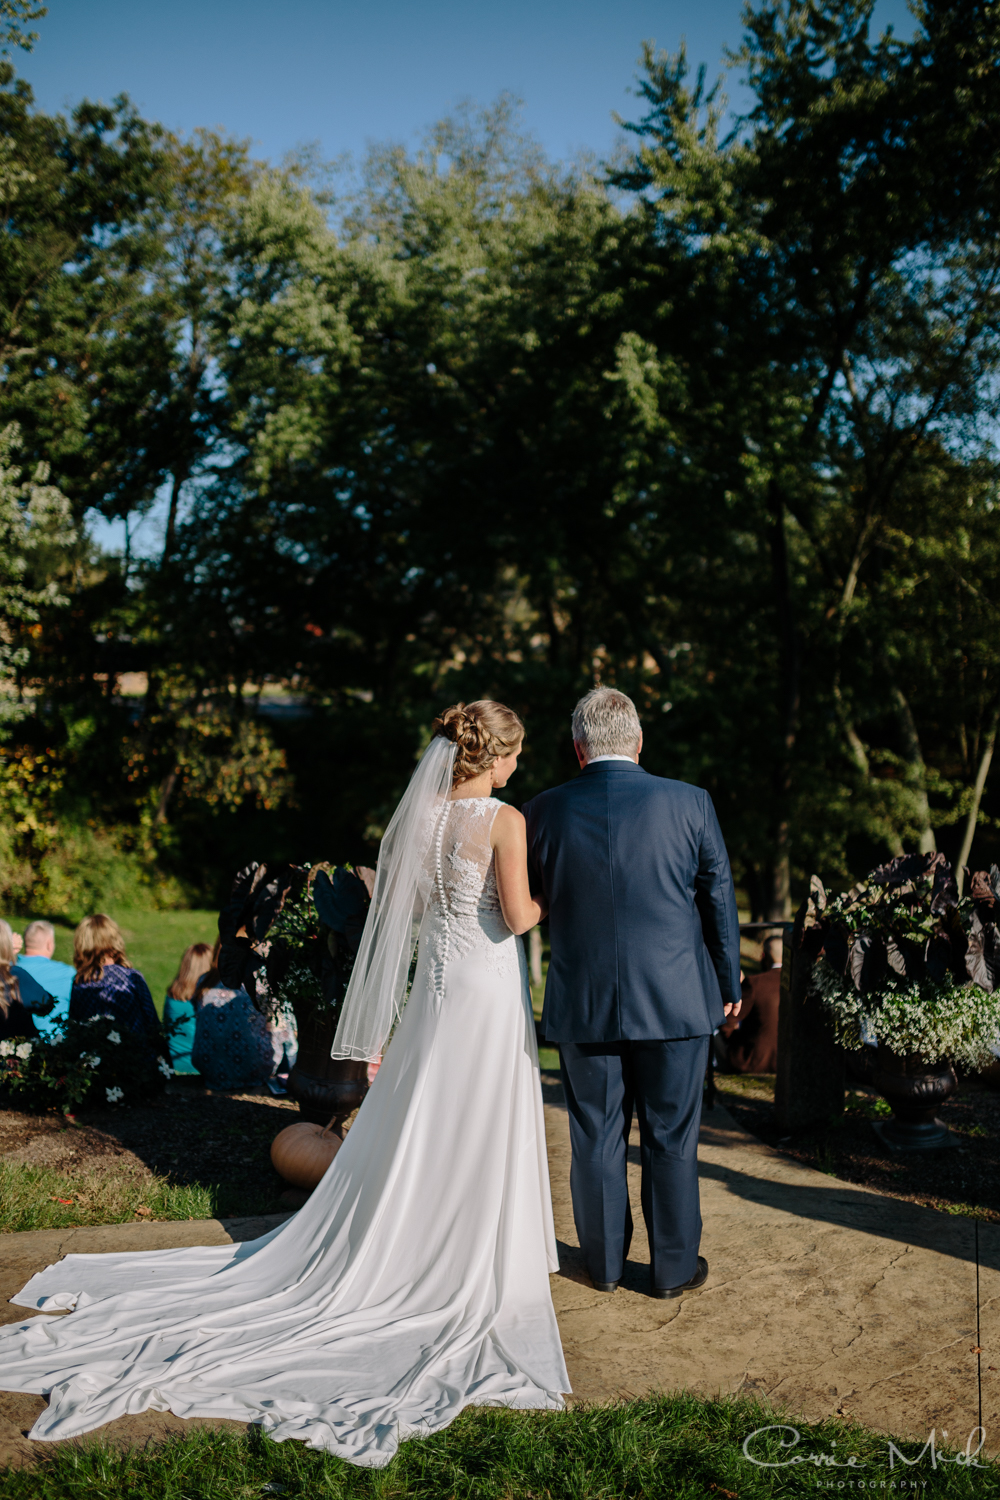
[{"x1": 0, "y1": 1088, "x2": 298, "y2": 1230}]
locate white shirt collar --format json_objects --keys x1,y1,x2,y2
[{"x1": 586, "y1": 754, "x2": 637, "y2": 764}]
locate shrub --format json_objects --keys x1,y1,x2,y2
[
  {"x1": 214, "y1": 861, "x2": 370, "y2": 1029},
  {"x1": 806, "y1": 853, "x2": 1000, "y2": 1067},
  {"x1": 0, "y1": 1014, "x2": 171, "y2": 1114},
  {"x1": 0, "y1": 816, "x2": 188, "y2": 921},
  {"x1": 0, "y1": 741, "x2": 190, "y2": 918},
  {"x1": 31, "y1": 824, "x2": 188, "y2": 920}
]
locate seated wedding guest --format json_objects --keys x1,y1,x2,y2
[
  {"x1": 717, "y1": 934, "x2": 781, "y2": 1074},
  {"x1": 16, "y1": 920, "x2": 75, "y2": 1039},
  {"x1": 69, "y1": 914, "x2": 159, "y2": 1043},
  {"x1": 163, "y1": 942, "x2": 214, "y2": 1076},
  {"x1": 268, "y1": 998, "x2": 298, "y2": 1088},
  {"x1": 190, "y1": 953, "x2": 273, "y2": 1091},
  {"x1": 0, "y1": 920, "x2": 39, "y2": 1043}
]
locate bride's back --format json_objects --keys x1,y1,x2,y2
[{"x1": 423, "y1": 796, "x2": 507, "y2": 945}]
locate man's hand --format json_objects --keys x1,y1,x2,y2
[{"x1": 723, "y1": 999, "x2": 742, "y2": 1020}]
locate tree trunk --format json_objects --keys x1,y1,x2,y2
[
  {"x1": 956, "y1": 703, "x2": 999, "y2": 895},
  {"x1": 832, "y1": 681, "x2": 904, "y2": 857},
  {"x1": 154, "y1": 766, "x2": 179, "y2": 825},
  {"x1": 766, "y1": 835, "x2": 792, "y2": 922},
  {"x1": 153, "y1": 703, "x2": 198, "y2": 824},
  {"x1": 887, "y1": 677, "x2": 935, "y2": 854},
  {"x1": 162, "y1": 469, "x2": 185, "y2": 564},
  {"x1": 767, "y1": 484, "x2": 801, "y2": 922},
  {"x1": 775, "y1": 896, "x2": 845, "y2": 1129}
]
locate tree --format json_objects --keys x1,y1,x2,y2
[
  {"x1": 0, "y1": 62, "x2": 291, "y2": 902},
  {"x1": 7, "y1": 2, "x2": 1000, "y2": 913},
  {"x1": 605, "y1": 1, "x2": 1000, "y2": 913},
  {"x1": 0, "y1": 421, "x2": 73, "y2": 724},
  {"x1": 0, "y1": 0, "x2": 46, "y2": 56}
]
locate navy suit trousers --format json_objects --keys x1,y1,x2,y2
[{"x1": 559, "y1": 1036, "x2": 709, "y2": 1290}]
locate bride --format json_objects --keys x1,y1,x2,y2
[{"x1": 0, "y1": 700, "x2": 570, "y2": 1467}]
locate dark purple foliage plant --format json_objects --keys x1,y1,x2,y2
[
  {"x1": 216, "y1": 861, "x2": 371, "y2": 1032},
  {"x1": 806, "y1": 854, "x2": 1000, "y2": 1068}
]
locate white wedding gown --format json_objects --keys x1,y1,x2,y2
[{"x1": 0, "y1": 797, "x2": 570, "y2": 1466}]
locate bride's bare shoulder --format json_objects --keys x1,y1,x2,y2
[{"x1": 490, "y1": 802, "x2": 526, "y2": 846}]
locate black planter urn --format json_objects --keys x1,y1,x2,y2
[
  {"x1": 872, "y1": 1044, "x2": 958, "y2": 1151},
  {"x1": 289, "y1": 1009, "x2": 368, "y2": 1127}
]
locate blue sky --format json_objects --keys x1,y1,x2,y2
[
  {"x1": 18, "y1": 0, "x2": 917, "y2": 556},
  {"x1": 21, "y1": 0, "x2": 917, "y2": 171}
]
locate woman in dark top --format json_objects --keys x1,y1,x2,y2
[
  {"x1": 0, "y1": 919, "x2": 39, "y2": 1042},
  {"x1": 68, "y1": 914, "x2": 159, "y2": 1042}
]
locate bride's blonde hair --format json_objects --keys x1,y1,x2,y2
[{"x1": 432, "y1": 700, "x2": 524, "y2": 785}]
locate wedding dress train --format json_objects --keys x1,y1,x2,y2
[{"x1": 0, "y1": 796, "x2": 570, "y2": 1466}]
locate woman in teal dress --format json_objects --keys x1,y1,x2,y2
[{"x1": 163, "y1": 943, "x2": 213, "y2": 1075}]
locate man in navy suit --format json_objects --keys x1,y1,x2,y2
[{"x1": 524, "y1": 687, "x2": 741, "y2": 1298}]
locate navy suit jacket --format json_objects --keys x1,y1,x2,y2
[{"x1": 523, "y1": 760, "x2": 741, "y2": 1043}]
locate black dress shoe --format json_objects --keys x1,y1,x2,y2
[
  {"x1": 651, "y1": 1256, "x2": 708, "y2": 1300},
  {"x1": 591, "y1": 1279, "x2": 619, "y2": 1293}
]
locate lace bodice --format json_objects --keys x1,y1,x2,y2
[
  {"x1": 420, "y1": 797, "x2": 518, "y2": 986},
  {"x1": 426, "y1": 797, "x2": 506, "y2": 934}
]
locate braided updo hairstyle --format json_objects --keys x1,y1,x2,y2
[{"x1": 432, "y1": 700, "x2": 525, "y2": 786}]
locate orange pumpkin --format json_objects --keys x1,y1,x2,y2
[{"x1": 270, "y1": 1117, "x2": 342, "y2": 1191}]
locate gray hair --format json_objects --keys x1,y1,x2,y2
[
  {"x1": 571, "y1": 687, "x2": 641, "y2": 758},
  {"x1": 24, "y1": 920, "x2": 55, "y2": 950}
]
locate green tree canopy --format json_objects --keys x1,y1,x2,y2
[{"x1": 4, "y1": 1, "x2": 1000, "y2": 915}]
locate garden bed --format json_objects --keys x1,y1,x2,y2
[
  {"x1": 715, "y1": 1071, "x2": 1000, "y2": 1222},
  {"x1": 0, "y1": 1085, "x2": 301, "y2": 1233}
]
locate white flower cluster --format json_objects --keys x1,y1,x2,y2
[
  {"x1": 0, "y1": 1040, "x2": 32, "y2": 1059},
  {"x1": 157, "y1": 1056, "x2": 172, "y2": 1079},
  {"x1": 105, "y1": 1085, "x2": 124, "y2": 1104},
  {"x1": 79, "y1": 1052, "x2": 101, "y2": 1069},
  {"x1": 107, "y1": 1030, "x2": 121, "y2": 1045},
  {"x1": 811, "y1": 957, "x2": 1000, "y2": 1069}
]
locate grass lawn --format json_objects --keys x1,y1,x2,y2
[
  {"x1": 1, "y1": 1393, "x2": 995, "y2": 1497},
  {"x1": 0, "y1": 1158, "x2": 214, "y2": 1232},
  {"x1": 41, "y1": 909, "x2": 219, "y2": 1018},
  {"x1": 0, "y1": 1088, "x2": 297, "y2": 1232}
]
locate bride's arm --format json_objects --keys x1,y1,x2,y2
[{"x1": 492, "y1": 805, "x2": 547, "y2": 935}]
